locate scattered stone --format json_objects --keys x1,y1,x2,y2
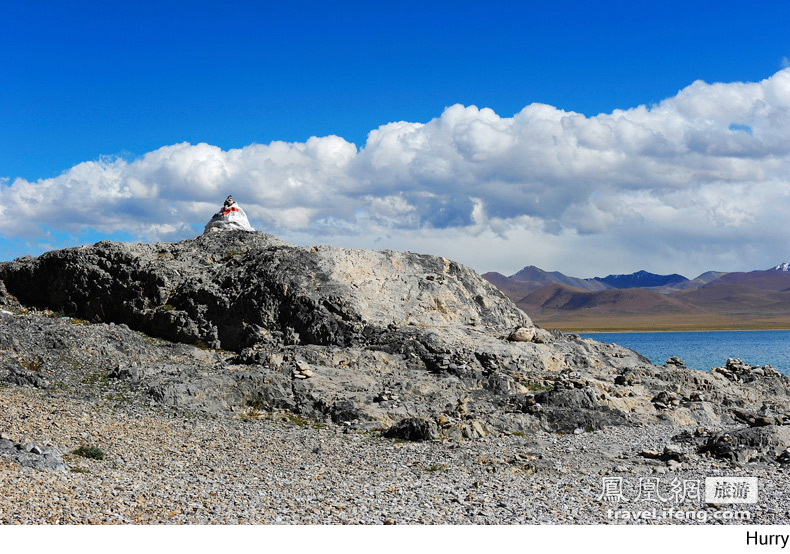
[
  {"x1": 711, "y1": 358, "x2": 782, "y2": 382},
  {"x1": 614, "y1": 372, "x2": 636, "y2": 386},
  {"x1": 662, "y1": 444, "x2": 688, "y2": 463},
  {"x1": 754, "y1": 416, "x2": 780, "y2": 427},
  {"x1": 640, "y1": 450, "x2": 662, "y2": 459},
  {"x1": 651, "y1": 391, "x2": 680, "y2": 409},
  {"x1": 507, "y1": 327, "x2": 535, "y2": 342},
  {"x1": 469, "y1": 421, "x2": 487, "y2": 438}
]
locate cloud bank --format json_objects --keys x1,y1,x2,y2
[{"x1": 2, "y1": 69, "x2": 790, "y2": 277}]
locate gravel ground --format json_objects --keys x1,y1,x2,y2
[{"x1": 2, "y1": 382, "x2": 788, "y2": 525}]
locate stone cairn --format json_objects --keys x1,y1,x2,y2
[{"x1": 203, "y1": 195, "x2": 254, "y2": 234}]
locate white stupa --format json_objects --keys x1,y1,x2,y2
[{"x1": 203, "y1": 195, "x2": 255, "y2": 234}]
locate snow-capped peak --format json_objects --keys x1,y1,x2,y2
[{"x1": 773, "y1": 262, "x2": 790, "y2": 272}]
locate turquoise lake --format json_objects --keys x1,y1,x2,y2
[{"x1": 577, "y1": 330, "x2": 790, "y2": 375}]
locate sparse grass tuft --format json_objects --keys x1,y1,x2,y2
[
  {"x1": 192, "y1": 339, "x2": 213, "y2": 351},
  {"x1": 73, "y1": 445, "x2": 105, "y2": 460},
  {"x1": 20, "y1": 359, "x2": 42, "y2": 372},
  {"x1": 520, "y1": 380, "x2": 552, "y2": 392},
  {"x1": 220, "y1": 250, "x2": 243, "y2": 262},
  {"x1": 246, "y1": 398, "x2": 267, "y2": 411},
  {"x1": 280, "y1": 413, "x2": 327, "y2": 429},
  {"x1": 81, "y1": 370, "x2": 108, "y2": 386},
  {"x1": 242, "y1": 400, "x2": 265, "y2": 420},
  {"x1": 282, "y1": 413, "x2": 309, "y2": 427}
]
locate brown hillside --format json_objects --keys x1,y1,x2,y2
[
  {"x1": 481, "y1": 271, "x2": 542, "y2": 300},
  {"x1": 676, "y1": 283, "x2": 790, "y2": 316},
  {"x1": 485, "y1": 269, "x2": 790, "y2": 331},
  {"x1": 700, "y1": 270, "x2": 790, "y2": 291},
  {"x1": 519, "y1": 283, "x2": 700, "y2": 314}
]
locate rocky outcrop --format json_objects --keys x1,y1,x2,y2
[
  {"x1": 1, "y1": 231, "x2": 790, "y2": 443},
  {"x1": 0, "y1": 436, "x2": 67, "y2": 472},
  {"x1": 699, "y1": 426, "x2": 790, "y2": 464},
  {"x1": 0, "y1": 231, "x2": 527, "y2": 352},
  {"x1": 0, "y1": 280, "x2": 13, "y2": 307},
  {"x1": 711, "y1": 357, "x2": 782, "y2": 382}
]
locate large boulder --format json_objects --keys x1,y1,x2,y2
[{"x1": 0, "y1": 230, "x2": 528, "y2": 352}]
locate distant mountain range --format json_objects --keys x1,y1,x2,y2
[
  {"x1": 592, "y1": 269, "x2": 688, "y2": 289},
  {"x1": 482, "y1": 263, "x2": 790, "y2": 331}
]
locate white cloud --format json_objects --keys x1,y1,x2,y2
[{"x1": 2, "y1": 69, "x2": 790, "y2": 277}]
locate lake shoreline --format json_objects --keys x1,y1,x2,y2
[
  {"x1": 575, "y1": 329, "x2": 790, "y2": 375},
  {"x1": 529, "y1": 314, "x2": 790, "y2": 334},
  {"x1": 571, "y1": 327, "x2": 790, "y2": 334}
]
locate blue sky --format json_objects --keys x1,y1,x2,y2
[{"x1": 2, "y1": 1, "x2": 790, "y2": 277}]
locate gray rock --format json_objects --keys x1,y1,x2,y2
[
  {"x1": 383, "y1": 418, "x2": 440, "y2": 441},
  {"x1": 0, "y1": 231, "x2": 527, "y2": 352},
  {"x1": 0, "y1": 280, "x2": 9, "y2": 306},
  {"x1": 662, "y1": 444, "x2": 689, "y2": 463},
  {"x1": 1, "y1": 363, "x2": 50, "y2": 389},
  {"x1": 532, "y1": 388, "x2": 628, "y2": 433},
  {"x1": 703, "y1": 426, "x2": 790, "y2": 464},
  {"x1": 0, "y1": 437, "x2": 68, "y2": 472},
  {"x1": 507, "y1": 327, "x2": 535, "y2": 342}
]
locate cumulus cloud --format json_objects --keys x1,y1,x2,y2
[{"x1": 2, "y1": 69, "x2": 790, "y2": 277}]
